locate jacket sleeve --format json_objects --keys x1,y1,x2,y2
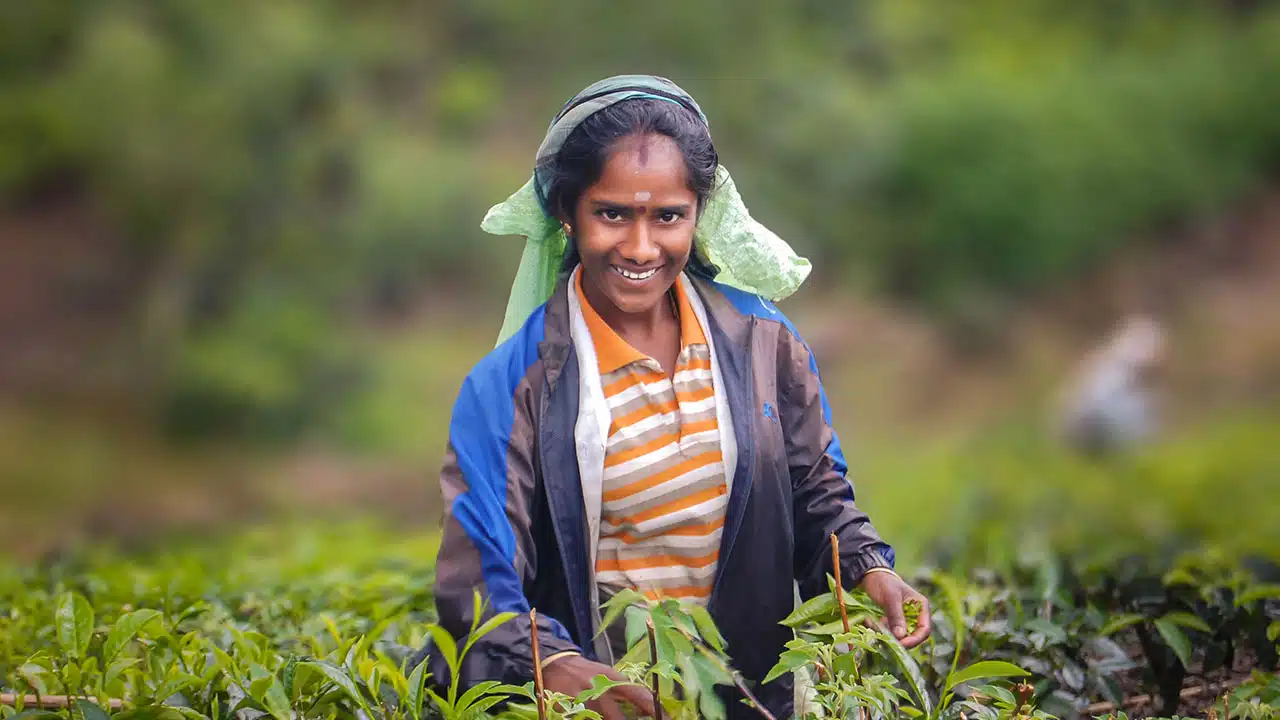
[
  {"x1": 775, "y1": 325, "x2": 897, "y2": 600},
  {"x1": 430, "y1": 354, "x2": 581, "y2": 689}
]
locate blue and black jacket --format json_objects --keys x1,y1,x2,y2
[{"x1": 427, "y1": 273, "x2": 895, "y2": 718}]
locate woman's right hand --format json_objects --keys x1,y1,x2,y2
[{"x1": 542, "y1": 653, "x2": 657, "y2": 719}]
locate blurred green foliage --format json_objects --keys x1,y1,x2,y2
[
  {"x1": 860, "y1": 412, "x2": 1280, "y2": 570},
  {"x1": 3, "y1": 0, "x2": 1279, "y2": 440}
]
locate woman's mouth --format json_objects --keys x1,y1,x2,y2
[{"x1": 613, "y1": 265, "x2": 660, "y2": 281}]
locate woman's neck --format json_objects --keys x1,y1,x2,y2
[{"x1": 580, "y1": 274, "x2": 678, "y2": 343}]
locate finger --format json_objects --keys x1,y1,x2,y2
[
  {"x1": 596, "y1": 693, "x2": 625, "y2": 720},
  {"x1": 882, "y1": 588, "x2": 908, "y2": 640},
  {"x1": 901, "y1": 594, "x2": 933, "y2": 649},
  {"x1": 614, "y1": 682, "x2": 657, "y2": 718}
]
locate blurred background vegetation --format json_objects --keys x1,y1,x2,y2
[{"x1": 1, "y1": 0, "x2": 1278, "y2": 568}]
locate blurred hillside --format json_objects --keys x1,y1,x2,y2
[{"x1": 2, "y1": 0, "x2": 1280, "y2": 558}]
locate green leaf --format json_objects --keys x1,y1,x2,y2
[
  {"x1": 1025, "y1": 618, "x2": 1068, "y2": 645},
  {"x1": 574, "y1": 676, "x2": 637, "y2": 704},
  {"x1": 878, "y1": 632, "x2": 935, "y2": 716},
  {"x1": 466, "y1": 611, "x2": 518, "y2": 650},
  {"x1": 456, "y1": 680, "x2": 502, "y2": 713},
  {"x1": 1237, "y1": 584, "x2": 1280, "y2": 607},
  {"x1": 944, "y1": 661, "x2": 1030, "y2": 693},
  {"x1": 407, "y1": 657, "x2": 429, "y2": 720},
  {"x1": 598, "y1": 589, "x2": 648, "y2": 637},
  {"x1": 970, "y1": 684, "x2": 1017, "y2": 705},
  {"x1": 1153, "y1": 617, "x2": 1192, "y2": 668},
  {"x1": 1160, "y1": 611, "x2": 1212, "y2": 634},
  {"x1": 1268, "y1": 621, "x2": 1280, "y2": 643},
  {"x1": 463, "y1": 696, "x2": 505, "y2": 717},
  {"x1": 1099, "y1": 613, "x2": 1147, "y2": 637},
  {"x1": 103, "y1": 609, "x2": 162, "y2": 664},
  {"x1": 262, "y1": 676, "x2": 291, "y2": 720},
  {"x1": 780, "y1": 594, "x2": 839, "y2": 628},
  {"x1": 298, "y1": 660, "x2": 373, "y2": 715},
  {"x1": 76, "y1": 700, "x2": 111, "y2": 720},
  {"x1": 18, "y1": 663, "x2": 52, "y2": 695},
  {"x1": 1162, "y1": 568, "x2": 1198, "y2": 587},
  {"x1": 762, "y1": 649, "x2": 813, "y2": 685},
  {"x1": 687, "y1": 605, "x2": 726, "y2": 653},
  {"x1": 55, "y1": 591, "x2": 95, "y2": 660},
  {"x1": 426, "y1": 624, "x2": 460, "y2": 685}
]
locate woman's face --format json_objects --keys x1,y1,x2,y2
[{"x1": 572, "y1": 133, "x2": 697, "y2": 318}]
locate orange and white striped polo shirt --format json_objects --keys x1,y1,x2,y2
[{"x1": 577, "y1": 272, "x2": 728, "y2": 604}]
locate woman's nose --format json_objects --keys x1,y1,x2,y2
[{"x1": 619, "y1": 223, "x2": 661, "y2": 264}]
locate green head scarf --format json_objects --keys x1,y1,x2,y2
[{"x1": 485, "y1": 74, "x2": 812, "y2": 346}]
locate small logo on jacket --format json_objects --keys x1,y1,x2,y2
[{"x1": 763, "y1": 402, "x2": 778, "y2": 422}]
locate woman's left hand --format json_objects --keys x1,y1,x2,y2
[{"x1": 859, "y1": 570, "x2": 932, "y2": 649}]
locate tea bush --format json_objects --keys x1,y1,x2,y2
[{"x1": 3, "y1": 522, "x2": 1278, "y2": 720}]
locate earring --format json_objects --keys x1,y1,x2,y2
[{"x1": 561, "y1": 222, "x2": 573, "y2": 236}]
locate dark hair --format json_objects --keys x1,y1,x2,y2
[{"x1": 541, "y1": 98, "x2": 720, "y2": 275}]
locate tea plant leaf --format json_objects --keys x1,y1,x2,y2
[
  {"x1": 1237, "y1": 584, "x2": 1280, "y2": 606},
  {"x1": 780, "y1": 594, "x2": 838, "y2": 628},
  {"x1": 464, "y1": 696, "x2": 506, "y2": 717},
  {"x1": 466, "y1": 611, "x2": 518, "y2": 652},
  {"x1": 1162, "y1": 568, "x2": 1198, "y2": 587},
  {"x1": 10, "y1": 712, "x2": 67, "y2": 720},
  {"x1": 878, "y1": 631, "x2": 935, "y2": 716},
  {"x1": 599, "y1": 588, "x2": 647, "y2": 636},
  {"x1": 76, "y1": 700, "x2": 111, "y2": 720},
  {"x1": 944, "y1": 661, "x2": 1030, "y2": 694},
  {"x1": 456, "y1": 680, "x2": 502, "y2": 713},
  {"x1": 1160, "y1": 611, "x2": 1212, "y2": 633},
  {"x1": 624, "y1": 605, "x2": 649, "y2": 648},
  {"x1": 426, "y1": 624, "x2": 460, "y2": 685},
  {"x1": 1153, "y1": 617, "x2": 1192, "y2": 668},
  {"x1": 1268, "y1": 621, "x2": 1280, "y2": 643},
  {"x1": 574, "y1": 676, "x2": 637, "y2": 703},
  {"x1": 55, "y1": 591, "x2": 94, "y2": 660},
  {"x1": 762, "y1": 649, "x2": 813, "y2": 685},
  {"x1": 969, "y1": 684, "x2": 1016, "y2": 705},
  {"x1": 298, "y1": 660, "x2": 373, "y2": 715},
  {"x1": 688, "y1": 604, "x2": 726, "y2": 653},
  {"x1": 262, "y1": 676, "x2": 292, "y2": 720},
  {"x1": 407, "y1": 656, "x2": 429, "y2": 720},
  {"x1": 1025, "y1": 618, "x2": 1068, "y2": 646},
  {"x1": 18, "y1": 663, "x2": 52, "y2": 695},
  {"x1": 1099, "y1": 613, "x2": 1147, "y2": 637},
  {"x1": 103, "y1": 609, "x2": 162, "y2": 664}
]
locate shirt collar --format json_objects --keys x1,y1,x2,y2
[{"x1": 575, "y1": 268, "x2": 707, "y2": 374}]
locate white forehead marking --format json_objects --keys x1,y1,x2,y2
[{"x1": 634, "y1": 191, "x2": 651, "y2": 202}]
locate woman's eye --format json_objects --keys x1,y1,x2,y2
[
  {"x1": 600, "y1": 209, "x2": 624, "y2": 221},
  {"x1": 658, "y1": 212, "x2": 682, "y2": 224}
]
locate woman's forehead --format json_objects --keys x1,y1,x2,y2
[{"x1": 591, "y1": 134, "x2": 691, "y2": 196}]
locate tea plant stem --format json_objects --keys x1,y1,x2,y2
[
  {"x1": 646, "y1": 618, "x2": 662, "y2": 720},
  {"x1": 0, "y1": 694, "x2": 125, "y2": 710},
  {"x1": 830, "y1": 534, "x2": 852, "y2": 635},
  {"x1": 830, "y1": 535, "x2": 870, "y2": 720},
  {"x1": 530, "y1": 609, "x2": 548, "y2": 720}
]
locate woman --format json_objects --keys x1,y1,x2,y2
[{"x1": 428, "y1": 75, "x2": 931, "y2": 719}]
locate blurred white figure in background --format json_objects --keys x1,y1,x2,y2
[{"x1": 1059, "y1": 315, "x2": 1168, "y2": 457}]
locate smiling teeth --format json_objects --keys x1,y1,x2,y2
[{"x1": 616, "y1": 267, "x2": 658, "y2": 280}]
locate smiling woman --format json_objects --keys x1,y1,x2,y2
[{"x1": 424, "y1": 75, "x2": 930, "y2": 720}]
